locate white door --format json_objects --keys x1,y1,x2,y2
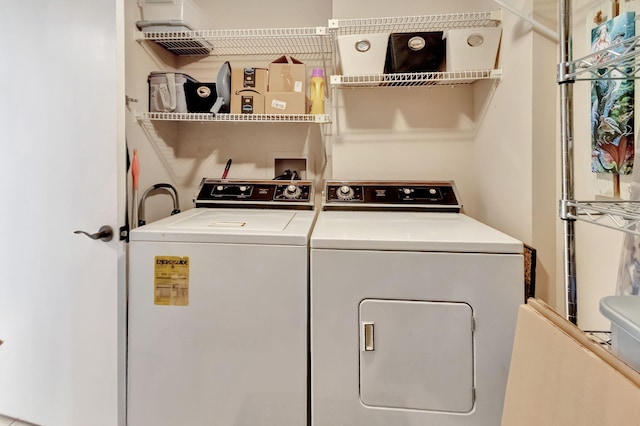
[{"x1": 0, "y1": 1, "x2": 125, "y2": 425}]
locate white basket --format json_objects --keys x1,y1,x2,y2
[
  {"x1": 444, "y1": 27, "x2": 502, "y2": 71},
  {"x1": 137, "y1": 0, "x2": 213, "y2": 31},
  {"x1": 336, "y1": 33, "x2": 389, "y2": 75}
]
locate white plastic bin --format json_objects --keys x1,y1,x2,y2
[
  {"x1": 137, "y1": 0, "x2": 213, "y2": 31},
  {"x1": 600, "y1": 295, "x2": 640, "y2": 371},
  {"x1": 443, "y1": 27, "x2": 502, "y2": 71},
  {"x1": 336, "y1": 33, "x2": 389, "y2": 75}
]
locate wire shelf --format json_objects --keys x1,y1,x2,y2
[
  {"x1": 137, "y1": 112, "x2": 331, "y2": 123},
  {"x1": 560, "y1": 33, "x2": 640, "y2": 82},
  {"x1": 328, "y1": 11, "x2": 501, "y2": 35},
  {"x1": 136, "y1": 27, "x2": 332, "y2": 57},
  {"x1": 330, "y1": 69, "x2": 501, "y2": 87},
  {"x1": 566, "y1": 200, "x2": 640, "y2": 235},
  {"x1": 585, "y1": 330, "x2": 612, "y2": 349}
]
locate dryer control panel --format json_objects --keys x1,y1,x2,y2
[
  {"x1": 323, "y1": 180, "x2": 461, "y2": 212},
  {"x1": 194, "y1": 179, "x2": 314, "y2": 209}
]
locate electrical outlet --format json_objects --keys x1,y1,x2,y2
[{"x1": 275, "y1": 158, "x2": 306, "y2": 180}]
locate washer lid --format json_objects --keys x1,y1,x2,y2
[
  {"x1": 130, "y1": 208, "x2": 316, "y2": 245},
  {"x1": 310, "y1": 211, "x2": 522, "y2": 253}
]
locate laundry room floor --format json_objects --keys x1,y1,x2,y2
[{"x1": 0, "y1": 414, "x2": 37, "y2": 426}]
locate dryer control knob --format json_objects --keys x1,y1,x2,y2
[
  {"x1": 239, "y1": 186, "x2": 247, "y2": 192},
  {"x1": 284, "y1": 184, "x2": 301, "y2": 199},
  {"x1": 337, "y1": 185, "x2": 354, "y2": 200},
  {"x1": 402, "y1": 188, "x2": 412, "y2": 195},
  {"x1": 216, "y1": 185, "x2": 224, "y2": 191}
]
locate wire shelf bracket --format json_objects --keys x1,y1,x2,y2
[
  {"x1": 136, "y1": 112, "x2": 331, "y2": 123},
  {"x1": 565, "y1": 200, "x2": 640, "y2": 236},
  {"x1": 559, "y1": 33, "x2": 640, "y2": 82}
]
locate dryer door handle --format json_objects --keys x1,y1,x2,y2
[{"x1": 362, "y1": 322, "x2": 375, "y2": 351}]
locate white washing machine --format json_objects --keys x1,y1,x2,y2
[
  {"x1": 310, "y1": 181, "x2": 523, "y2": 426},
  {"x1": 128, "y1": 179, "x2": 316, "y2": 426}
]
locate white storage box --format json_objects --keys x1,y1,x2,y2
[
  {"x1": 600, "y1": 295, "x2": 640, "y2": 371},
  {"x1": 443, "y1": 27, "x2": 502, "y2": 71},
  {"x1": 137, "y1": 0, "x2": 213, "y2": 31},
  {"x1": 336, "y1": 33, "x2": 389, "y2": 75}
]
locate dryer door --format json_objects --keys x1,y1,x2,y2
[{"x1": 359, "y1": 299, "x2": 474, "y2": 413}]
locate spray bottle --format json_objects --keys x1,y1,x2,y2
[{"x1": 310, "y1": 68, "x2": 325, "y2": 114}]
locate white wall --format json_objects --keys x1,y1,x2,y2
[
  {"x1": 530, "y1": 0, "x2": 559, "y2": 309},
  {"x1": 125, "y1": 0, "x2": 559, "y2": 312}
]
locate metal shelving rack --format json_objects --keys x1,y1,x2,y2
[
  {"x1": 328, "y1": 11, "x2": 503, "y2": 88},
  {"x1": 558, "y1": 0, "x2": 640, "y2": 325}
]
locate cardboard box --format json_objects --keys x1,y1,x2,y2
[
  {"x1": 502, "y1": 299, "x2": 640, "y2": 425},
  {"x1": 268, "y1": 56, "x2": 306, "y2": 93},
  {"x1": 231, "y1": 67, "x2": 268, "y2": 114},
  {"x1": 234, "y1": 91, "x2": 265, "y2": 114},
  {"x1": 265, "y1": 92, "x2": 308, "y2": 114}
]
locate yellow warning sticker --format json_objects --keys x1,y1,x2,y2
[{"x1": 154, "y1": 256, "x2": 189, "y2": 306}]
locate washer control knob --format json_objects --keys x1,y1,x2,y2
[
  {"x1": 402, "y1": 188, "x2": 412, "y2": 195},
  {"x1": 216, "y1": 185, "x2": 224, "y2": 191},
  {"x1": 337, "y1": 185, "x2": 354, "y2": 200},
  {"x1": 284, "y1": 184, "x2": 301, "y2": 199},
  {"x1": 239, "y1": 186, "x2": 247, "y2": 192},
  {"x1": 429, "y1": 188, "x2": 437, "y2": 195}
]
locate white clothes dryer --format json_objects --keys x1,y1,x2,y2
[
  {"x1": 128, "y1": 179, "x2": 316, "y2": 426},
  {"x1": 310, "y1": 181, "x2": 523, "y2": 426}
]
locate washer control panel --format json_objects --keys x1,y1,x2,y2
[
  {"x1": 324, "y1": 180, "x2": 461, "y2": 212},
  {"x1": 194, "y1": 179, "x2": 313, "y2": 209}
]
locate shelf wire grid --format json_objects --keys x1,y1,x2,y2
[
  {"x1": 328, "y1": 11, "x2": 501, "y2": 35},
  {"x1": 328, "y1": 11, "x2": 502, "y2": 87},
  {"x1": 330, "y1": 70, "x2": 501, "y2": 87},
  {"x1": 562, "y1": 34, "x2": 640, "y2": 81},
  {"x1": 137, "y1": 27, "x2": 332, "y2": 57},
  {"x1": 585, "y1": 331, "x2": 612, "y2": 349},
  {"x1": 138, "y1": 112, "x2": 331, "y2": 123},
  {"x1": 566, "y1": 200, "x2": 640, "y2": 235}
]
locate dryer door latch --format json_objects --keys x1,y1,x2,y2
[{"x1": 362, "y1": 322, "x2": 375, "y2": 351}]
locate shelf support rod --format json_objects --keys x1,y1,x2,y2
[
  {"x1": 493, "y1": 0, "x2": 559, "y2": 42},
  {"x1": 559, "y1": 0, "x2": 578, "y2": 325}
]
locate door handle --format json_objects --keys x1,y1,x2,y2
[
  {"x1": 362, "y1": 322, "x2": 374, "y2": 351},
  {"x1": 74, "y1": 225, "x2": 114, "y2": 242}
]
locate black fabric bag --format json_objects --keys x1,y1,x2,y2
[
  {"x1": 384, "y1": 32, "x2": 446, "y2": 73},
  {"x1": 184, "y1": 81, "x2": 218, "y2": 113}
]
